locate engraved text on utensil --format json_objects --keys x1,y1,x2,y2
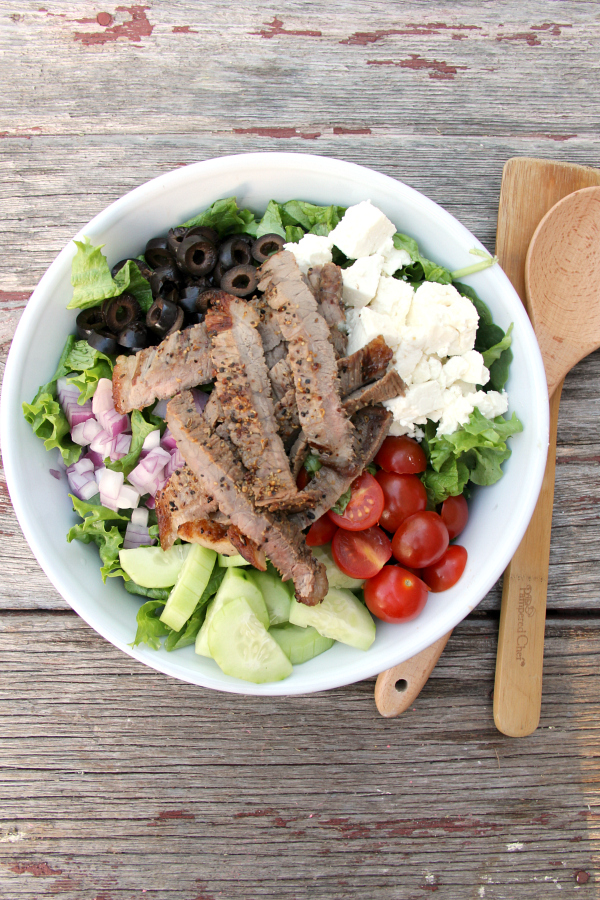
[{"x1": 516, "y1": 584, "x2": 535, "y2": 666}]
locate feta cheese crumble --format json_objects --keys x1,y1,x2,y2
[{"x1": 335, "y1": 202, "x2": 510, "y2": 438}]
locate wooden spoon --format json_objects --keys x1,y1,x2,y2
[{"x1": 493, "y1": 184, "x2": 600, "y2": 735}]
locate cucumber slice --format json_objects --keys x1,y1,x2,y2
[
  {"x1": 207, "y1": 597, "x2": 293, "y2": 683},
  {"x1": 218, "y1": 553, "x2": 250, "y2": 567},
  {"x1": 159, "y1": 545, "x2": 217, "y2": 632},
  {"x1": 270, "y1": 623, "x2": 334, "y2": 664},
  {"x1": 195, "y1": 567, "x2": 269, "y2": 657},
  {"x1": 246, "y1": 569, "x2": 292, "y2": 626},
  {"x1": 311, "y1": 544, "x2": 365, "y2": 590},
  {"x1": 289, "y1": 588, "x2": 376, "y2": 651},
  {"x1": 119, "y1": 543, "x2": 191, "y2": 588}
]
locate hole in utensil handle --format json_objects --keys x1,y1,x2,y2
[{"x1": 394, "y1": 679, "x2": 408, "y2": 693}]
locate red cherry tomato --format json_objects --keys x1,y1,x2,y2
[
  {"x1": 327, "y1": 472, "x2": 384, "y2": 532},
  {"x1": 375, "y1": 471, "x2": 427, "y2": 533},
  {"x1": 305, "y1": 514, "x2": 338, "y2": 547},
  {"x1": 421, "y1": 545, "x2": 468, "y2": 592},
  {"x1": 332, "y1": 526, "x2": 392, "y2": 579},
  {"x1": 364, "y1": 565, "x2": 429, "y2": 623},
  {"x1": 296, "y1": 467, "x2": 310, "y2": 490},
  {"x1": 374, "y1": 435, "x2": 427, "y2": 475},
  {"x1": 392, "y1": 511, "x2": 449, "y2": 569},
  {"x1": 440, "y1": 494, "x2": 469, "y2": 540}
]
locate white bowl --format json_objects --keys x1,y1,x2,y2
[{"x1": 1, "y1": 152, "x2": 549, "y2": 696}]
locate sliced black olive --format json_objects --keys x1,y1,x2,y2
[
  {"x1": 87, "y1": 327, "x2": 117, "y2": 355},
  {"x1": 185, "y1": 225, "x2": 219, "y2": 245},
  {"x1": 218, "y1": 236, "x2": 253, "y2": 270},
  {"x1": 146, "y1": 297, "x2": 180, "y2": 337},
  {"x1": 102, "y1": 293, "x2": 140, "y2": 334},
  {"x1": 76, "y1": 307, "x2": 105, "y2": 340},
  {"x1": 219, "y1": 264, "x2": 259, "y2": 298},
  {"x1": 179, "y1": 284, "x2": 208, "y2": 315},
  {"x1": 184, "y1": 310, "x2": 205, "y2": 327},
  {"x1": 117, "y1": 322, "x2": 148, "y2": 351},
  {"x1": 211, "y1": 260, "x2": 227, "y2": 287},
  {"x1": 145, "y1": 237, "x2": 173, "y2": 269},
  {"x1": 167, "y1": 226, "x2": 188, "y2": 257},
  {"x1": 252, "y1": 233, "x2": 285, "y2": 263},
  {"x1": 228, "y1": 232, "x2": 253, "y2": 246},
  {"x1": 150, "y1": 264, "x2": 181, "y2": 299},
  {"x1": 165, "y1": 306, "x2": 184, "y2": 336},
  {"x1": 176, "y1": 235, "x2": 218, "y2": 277},
  {"x1": 111, "y1": 257, "x2": 154, "y2": 281}
]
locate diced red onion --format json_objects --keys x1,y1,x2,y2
[
  {"x1": 111, "y1": 432, "x2": 132, "y2": 460},
  {"x1": 116, "y1": 484, "x2": 140, "y2": 509},
  {"x1": 67, "y1": 469, "x2": 98, "y2": 501},
  {"x1": 49, "y1": 469, "x2": 62, "y2": 480},
  {"x1": 142, "y1": 429, "x2": 161, "y2": 452},
  {"x1": 67, "y1": 457, "x2": 95, "y2": 476},
  {"x1": 71, "y1": 417, "x2": 103, "y2": 447},
  {"x1": 160, "y1": 429, "x2": 177, "y2": 452},
  {"x1": 90, "y1": 429, "x2": 115, "y2": 460},
  {"x1": 99, "y1": 406, "x2": 130, "y2": 439},
  {"x1": 145, "y1": 495, "x2": 156, "y2": 510},
  {"x1": 92, "y1": 378, "x2": 115, "y2": 415},
  {"x1": 84, "y1": 448, "x2": 104, "y2": 468},
  {"x1": 94, "y1": 466, "x2": 107, "y2": 485},
  {"x1": 131, "y1": 508, "x2": 149, "y2": 527},
  {"x1": 152, "y1": 398, "x2": 169, "y2": 419},
  {"x1": 191, "y1": 387, "x2": 209, "y2": 415},
  {"x1": 97, "y1": 469, "x2": 124, "y2": 513},
  {"x1": 57, "y1": 377, "x2": 95, "y2": 429},
  {"x1": 165, "y1": 447, "x2": 185, "y2": 480},
  {"x1": 123, "y1": 520, "x2": 155, "y2": 550}
]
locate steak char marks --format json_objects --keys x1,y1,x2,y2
[
  {"x1": 259, "y1": 251, "x2": 356, "y2": 474},
  {"x1": 306, "y1": 263, "x2": 347, "y2": 358},
  {"x1": 166, "y1": 391, "x2": 328, "y2": 606},
  {"x1": 206, "y1": 291, "x2": 312, "y2": 513},
  {"x1": 113, "y1": 322, "x2": 213, "y2": 414}
]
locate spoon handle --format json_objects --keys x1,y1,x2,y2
[
  {"x1": 493, "y1": 384, "x2": 562, "y2": 736},
  {"x1": 374, "y1": 631, "x2": 452, "y2": 717}
]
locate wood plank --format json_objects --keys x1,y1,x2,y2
[{"x1": 0, "y1": 613, "x2": 598, "y2": 899}]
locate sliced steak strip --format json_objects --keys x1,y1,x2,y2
[
  {"x1": 258, "y1": 251, "x2": 355, "y2": 473},
  {"x1": 206, "y1": 293, "x2": 302, "y2": 511},
  {"x1": 269, "y1": 357, "x2": 293, "y2": 401},
  {"x1": 249, "y1": 293, "x2": 287, "y2": 368},
  {"x1": 155, "y1": 465, "x2": 218, "y2": 551},
  {"x1": 342, "y1": 369, "x2": 405, "y2": 417},
  {"x1": 291, "y1": 406, "x2": 393, "y2": 531},
  {"x1": 307, "y1": 263, "x2": 347, "y2": 358},
  {"x1": 227, "y1": 525, "x2": 267, "y2": 571},
  {"x1": 166, "y1": 391, "x2": 328, "y2": 605},
  {"x1": 178, "y1": 518, "x2": 237, "y2": 556},
  {"x1": 337, "y1": 335, "x2": 394, "y2": 397},
  {"x1": 113, "y1": 323, "x2": 213, "y2": 414}
]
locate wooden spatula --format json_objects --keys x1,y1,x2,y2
[{"x1": 375, "y1": 157, "x2": 600, "y2": 722}]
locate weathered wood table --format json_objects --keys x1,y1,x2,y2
[{"x1": 1, "y1": 3, "x2": 599, "y2": 897}]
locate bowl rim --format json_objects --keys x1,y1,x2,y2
[{"x1": 1, "y1": 151, "x2": 550, "y2": 695}]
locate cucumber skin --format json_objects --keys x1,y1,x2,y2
[
  {"x1": 289, "y1": 588, "x2": 376, "y2": 651},
  {"x1": 207, "y1": 597, "x2": 293, "y2": 683},
  {"x1": 159, "y1": 545, "x2": 217, "y2": 632},
  {"x1": 218, "y1": 553, "x2": 250, "y2": 568},
  {"x1": 270, "y1": 624, "x2": 334, "y2": 664}
]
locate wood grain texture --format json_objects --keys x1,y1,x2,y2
[
  {"x1": 1, "y1": 0, "x2": 600, "y2": 894},
  {"x1": 375, "y1": 630, "x2": 453, "y2": 717}
]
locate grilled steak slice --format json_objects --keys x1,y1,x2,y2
[
  {"x1": 342, "y1": 369, "x2": 406, "y2": 417},
  {"x1": 178, "y1": 518, "x2": 237, "y2": 556},
  {"x1": 259, "y1": 251, "x2": 355, "y2": 473},
  {"x1": 113, "y1": 323, "x2": 212, "y2": 414},
  {"x1": 307, "y1": 263, "x2": 347, "y2": 358},
  {"x1": 227, "y1": 525, "x2": 267, "y2": 571},
  {"x1": 269, "y1": 357, "x2": 293, "y2": 401},
  {"x1": 167, "y1": 391, "x2": 328, "y2": 605},
  {"x1": 203, "y1": 391, "x2": 223, "y2": 429},
  {"x1": 250, "y1": 293, "x2": 287, "y2": 368},
  {"x1": 337, "y1": 335, "x2": 394, "y2": 397},
  {"x1": 205, "y1": 293, "x2": 303, "y2": 511},
  {"x1": 156, "y1": 465, "x2": 218, "y2": 550},
  {"x1": 291, "y1": 406, "x2": 393, "y2": 530},
  {"x1": 273, "y1": 388, "x2": 300, "y2": 445}
]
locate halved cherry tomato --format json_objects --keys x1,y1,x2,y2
[
  {"x1": 327, "y1": 472, "x2": 384, "y2": 532},
  {"x1": 332, "y1": 526, "x2": 392, "y2": 579},
  {"x1": 392, "y1": 511, "x2": 449, "y2": 569},
  {"x1": 374, "y1": 435, "x2": 427, "y2": 475},
  {"x1": 296, "y1": 467, "x2": 310, "y2": 491},
  {"x1": 364, "y1": 565, "x2": 429, "y2": 623},
  {"x1": 305, "y1": 514, "x2": 338, "y2": 547},
  {"x1": 440, "y1": 494, "x2": 469, "y2": 540},
  {"x1": 421, "y1": 545, "x2": 468, "y2": 592},
  {"x1": 375, "y1": 471, "x2": 427, "y2": 533}
]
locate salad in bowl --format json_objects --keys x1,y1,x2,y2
[{"x1": 2, "y1": 153, "x2": 549, "y2": 695}]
